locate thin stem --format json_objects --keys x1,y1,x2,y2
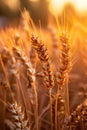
[
  {"x1": 65, "y1": 73, "x2": 70, "y2": 116},
  {"x1": 55, "y1": 86, "x2": 60, "y2": 130},
  {"x1": 49, "y1": 88, "x2": 53, "y2": 130},
  {"x1": 55, "y1": 94, "x2": 58, "y2": 130},
  {"x1": 17, "y1": 77, "x2": 28, "y2": 117},
  {"x1": 0, "y1": 55, "x2": 15, "y2": 102},
  {"x1": 0, "y1": 98, "x2": 7, "y2": 106},
  {"x1": 33, "y1": 82, "x2": 38, "y2": 130}
]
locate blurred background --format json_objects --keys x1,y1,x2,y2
[
  {"x1": 0, "y1": 1, "x2": 87, "y2": 130},
  {"x1": 0, "y1": 0, "x2": 87, "y2": 27}
]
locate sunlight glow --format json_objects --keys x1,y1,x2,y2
[{"x1": 50, "y1": 0, "x2": 87, "y2": 14}]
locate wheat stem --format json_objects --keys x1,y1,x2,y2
[
  {"x1": 49, "y1": 88, "x2": 53, "y2": 130},
  {"x1": 65, "y1": 73, "x2": 70, "y2": 116},
  {"x1": 0, "y1": 54, "x2": 15, "y2": 102}
]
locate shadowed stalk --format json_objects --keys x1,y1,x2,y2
[
  {"x1": 0, "y1": 54, "x2": 15, "y2": 102},
  {"x1": 49, "y1": 88, "x2": 53, "y2": 130},
  {"x1": 55, "y1": 87, "x2": 60, "y2": 130},
  {"x1": 13, "y1": 47, "x2": 39, "y2": 130},
  {"x1": 55, "y1": 93, "x2": 58, "y2": 130}
]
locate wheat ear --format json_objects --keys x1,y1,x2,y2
[
  {"x1": 31, "y1": 33, "x2": 54, "y2": 89},
  {"x1": 7, "y1": 102, "x2": 29, "y2": 130},
  {"x1": 64, "y1": 99, "x2": 87, "y2": 130},
  {"x1": 55, "y1": 32, "x2": 72, "y2": 130},
  {"x1": 13, "y1": 47, "x2": 38, "y2": 130},
  {"x1": 31, "y1": 33, "x2": 54, "y2": 130}
]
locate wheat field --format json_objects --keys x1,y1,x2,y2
[{"x1": 0, "y1": 5, "x2": 87, "y2": 130}]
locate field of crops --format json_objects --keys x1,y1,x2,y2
[{"x1": 0, "y1": 2, "x2": 87, "y2": 130}]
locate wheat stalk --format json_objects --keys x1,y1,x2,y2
[
  {"x1": 31, "y1": 33, "x2": 54, "y2": 130},
  {"x1": 13, "y1": 47, "x2": 38, "y2": 130},
  {"x1": 55, "y1": 32, "x2": 72, "y2": 130}
]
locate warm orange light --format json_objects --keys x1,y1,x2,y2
[
  {"x1": 50, "y1": 0, "x2": 87, "y2": 14},
  {"x1": 3, "y1": 0, "x2": 20, "y2": 11},
  {"x1": 29, "y1": 0, "x2": 39, "y2": 2},
  {"x1": 49, "y1": 0, "x2": 64, "y2": 14}
]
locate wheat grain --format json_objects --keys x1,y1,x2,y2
[{"x1": 7, "y1": 102, "x2": 29, "y2": 130}]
